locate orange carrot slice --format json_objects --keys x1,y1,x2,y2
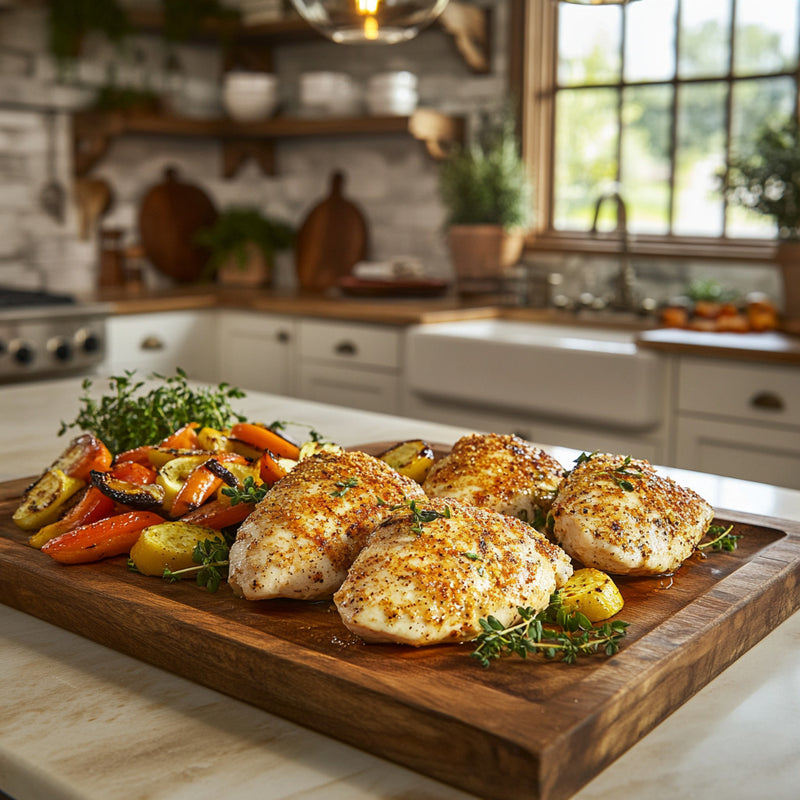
[
  {"x1": 28, "y1": 486, "x2": 116, "y2": 549},
  {"x1": 52, "y1": 434, "x2": 113, "y2": 482},
  {"x1": 230, "y1": 423, "x2": 300, "y2": 460},
  {"x1": 41, "y1": 510, "x2": 165, "y2": 564},
  {"x1": 258, "y1": 451, "x2": 289, "y2": 486},
  {"x1": 179, "y1": 497, "x2": 254, "y2": 530}
]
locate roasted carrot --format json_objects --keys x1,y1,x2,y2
[
  {"x1": 111, "y1": 460, "x2": 157, "y2": 485},
  {"x1": 170, "y1": 465, "x2": 223, "y2": 519},
  {"x1": 229, "y1": 422, "x2": 300, "y2": 460},
  {"x1": 52, "y1": 434, "x2": 113, "y2": 482},
  {"x1": 160, "y1": 422, "x2": 200, "y2": 450},
  {"x1": 28, "y1": 486, "x2": 116, "y2": 549},
  {"x1": 258, "y1": 450, "x2": 289, "y2": 486},
  {"x1": 41, "y1": 510, "x2": 165, "y2": 565},
  {"x1": 113, "y1": 445, "x2": 154, "y2": 466},
  {"x1": 179, "y1": 497, "x2": 254, "y2": 530}
]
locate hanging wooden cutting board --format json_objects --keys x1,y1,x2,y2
[
  {"x1": 295, "y1": 170, "x2": 368, "y2": 292},
  {"x1": 138, "y1": 166, "x2": 218, "y2": 283}
]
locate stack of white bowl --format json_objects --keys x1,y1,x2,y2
[
  {"x1": 366, "y1": 71, "x2": 418, "y2": 116},
  {"x1": 222, "y1": 71, "x2": 278, "y2": 122},
  {"x1": 298, "y1": 71, "x2": 361, "y2": 117}
]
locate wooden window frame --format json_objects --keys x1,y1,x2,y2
[{"x1": 508, "y1": 0, "x2": 787, "y2": 265}]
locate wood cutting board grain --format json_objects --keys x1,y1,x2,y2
[
  {"x1": 295, "y1": 171, "x2": 368, "y2": 293},
  {"x1": 1, "y1": 455, "x2": 799, "y2": 800}
]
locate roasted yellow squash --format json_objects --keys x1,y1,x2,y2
[
  {"x1": 378, "y1": 439, "x2": 435, "y2": 483},
  {"x1": 129, "y1": 521, "x2": 223, "y2": 577},
  {"x1": 12, "y1": 469, "x2": 86, "y2": 532},
  {"x1": 559, "y1": 568, "x2": 624, "y2": 622}
]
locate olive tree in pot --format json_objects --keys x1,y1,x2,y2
[
  {"x1": 721, "y1": 114, "x2": 800, "y2": 325},
  {"x1": 195, "y1": 206, "x2": 295, "y2": 288},
  {"x1": 438, "y1": 111, "x2": 531, "y2": 286}
]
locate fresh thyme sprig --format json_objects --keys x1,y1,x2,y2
[
  {"x1": 221, "y1": 475, "x2": 269, "y2": 506},
  {"x1": 612, "y1": 456, "x2": 645, "y2": 492},
  {"x1": 471, "y1": 592, "x2": 629, "y2": 668},
  {"x1": 697, "y1": 523, "x2": 741, "y2": 553},
  {"x1": 59, "y1": 369, "x2": 246, "y2": 455},
  {"x1": 162, "y1": 537, "x2": 230, "y2": 593},
  {"x1": 331, "y1": 476, "x2": 359, "y2": 497}
]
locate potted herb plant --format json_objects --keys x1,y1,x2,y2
[
  {"x1": 721, "y1": 113, "x2": 800, "y2": 324},
  {"x1": 195, "y1": 206, "x2": 295, "y2": 288},
  {"x1": 438, "y1": 109, "x2": 532, "y2": 285}
]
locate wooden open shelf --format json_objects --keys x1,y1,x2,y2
[{"x1": 72, "y1": 108, "x2": 466, "y2": 178}]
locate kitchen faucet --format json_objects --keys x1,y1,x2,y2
[{"x1": 590, "y1": 190, "x2": 637, "y2": 311}]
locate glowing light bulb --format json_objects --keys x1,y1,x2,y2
[{"x1": 289, "y1": 0, "x2": 450, "y2": 45}]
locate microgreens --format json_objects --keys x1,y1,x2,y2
[
  {"x1": 697, "y1": 523, "x2": 741, "y2": 553},
  {"x1": 161, "y1": 537, "x2": 231, "y2": 593}
]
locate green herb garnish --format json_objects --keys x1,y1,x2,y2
[
  {"x1": 162, "y1": 537, "x2": 230, "y2": 593},
  {"x1": 471, "y1": 592, "x2": 629, "y2": 668},
  {"x1": 698, "y1": 523, "x2": 741, "y2": 553},
  {"x1": 59, "y1": 369, "x2": 246, "y2": 455},
  {"x1": 331, "y1": 476, "x2": 359, "y2": 497},
  {"x1": 222, "y1": 475, "x2": 269, "y2": 506}
]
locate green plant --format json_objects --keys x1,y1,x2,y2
[
  {"x1": 47, "y1": 0, "x2": 130, "y2": 67},
  {"x1": 722, "y1": 114, "x2": 800, "y2": 241},
  {"x1": 438, "y1": 110, "x2": 532, "y2": 229},
  {"x1": 195, "y1": 206, "x2": 295, "y2": 276}
]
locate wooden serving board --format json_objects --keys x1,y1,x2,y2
[{"x1": 1, "y1": 459, "x2": 799, "y2": 800}]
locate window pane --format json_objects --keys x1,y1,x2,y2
[
  {"x1": 553, "y1": 88, "x2": 619, "y2": 231},
  {"x1": 673, "y1": 82, "x2": 727, "y2": 236},
  {"x1": 734, "y1": 0, "x2": 799, "y2": 75},
  {"x1": 621, "y1": 85, "x2": 672, "y2": 235},
  {"x1": 727, "y1": 76, "x2": 795, "y2": 238},
  {"x1": 678, "y1": 0, "x2": 731, "y2": 79},
  {"x1": 557, "y1": 4, "x2": 621, "y2": 86},
  {"x1": 625, "y1": 0, "x2": 677, "y2": 83}
]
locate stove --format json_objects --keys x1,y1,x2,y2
[{"x1": 0, "y1": 287, "x2": 109, "y2": 384}]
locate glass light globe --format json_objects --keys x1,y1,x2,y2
[
  {"x1": 560, "y1": 1, "x2": 641, "y2": 5},
  {"x1": 289, "y1": 0, "x2": 450, "y2": 44}
]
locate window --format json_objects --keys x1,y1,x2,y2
[{"x1": 515, "y1": 0, "x2": 800, "y2": 260}]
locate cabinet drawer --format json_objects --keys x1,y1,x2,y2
[
  {"x1": 299, "y1": 320, "x2": 401, "y2": 370},
  {"x1": 678, "y1": 358, "x2": 800, "y2": 428},
  {"x1": 297, "y1": 363, "x2": 400, "y2": 414}
]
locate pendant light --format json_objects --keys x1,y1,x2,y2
[
  {"x1": 560, "y1": 1, "x2": 641, "y2": 5},
  {"x1": 288, "y1": 0, "x2": 450, "y2": 44}
]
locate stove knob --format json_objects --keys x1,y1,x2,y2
[
  {"x1": 0, "y1": 338, "x2": 6, "y2": 357},
  {"x1": 12, "y1": 341, "x2": 35, "y2": 366},
  {"x1": 77, "y1": 329, "x2": 102, "y2": 354},
  {"x1": 49, "y1": 337, "x2": 73, "y2": 362}
]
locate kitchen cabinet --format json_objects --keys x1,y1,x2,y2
[
  {"x1": 674, "y1": 357, "x2": 800, "y2": 490},
  {"x1": 217, "y1": 310, "x2": 297, "y2": 396},
  {"x1": 101, "y1": 310, "x2": 217, "y2": 380},
  {"x1": 296, "y1": 319, "x2": 403, "y2": 414}
]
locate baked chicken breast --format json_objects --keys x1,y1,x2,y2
[
  {"x1": 549, "y1": 452, "x2": 714, "y2": 576},
  {"x1": 421, "y1": 433, "x2": 564, "y2": 523},
  {"x1": 334, "y1": 497, "x2": 573, "y2": 646},
  {"x1": 228, "y1": 449, "x2": 425, "y2": 601}
]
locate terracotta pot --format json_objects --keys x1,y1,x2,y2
[
  {"x1": 446, "y1": 224, "x2": 525, "y2": 281},
  {"x1": 217, "y1": 243, "x2": 271, "y2": 288},
  {"x1": 774, "y1": 240, "x2": 800, "y2": 326}
]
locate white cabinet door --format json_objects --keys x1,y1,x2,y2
[
  {"x1": 102, "y1": 310, "x2": 217, "y2": 381},
  {"x1": 217, "y1": 311, "x2": 297, "y2": 396},
  {"x1": 675, "y1": 416, "x2": 800, "y2": 490},
  {"x1": 296, "y1": 320, "x2": 402, "y2": 413}
]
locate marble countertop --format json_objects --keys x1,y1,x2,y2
[{"x1": 2, "y1": 379, "x2": 799, "y2": 800}]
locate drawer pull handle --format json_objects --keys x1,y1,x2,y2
[
  {"x1": 334, "y1": 340, "x2": 357, "y2": 356},
  {"x1": 750, "y1": 391, "x2": 784, "y2": 411},
  {"x1": 140, "y1": 335, "x2": 165, "y2": 351},
  {"x1": 276, "y1": 330, "x2": 290, "y2": 344}
]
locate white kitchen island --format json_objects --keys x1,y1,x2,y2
[{"x1": 1, "y1": 378, "x2": 799, "y2": 800}]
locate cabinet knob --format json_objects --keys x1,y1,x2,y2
[
  {"x1": 334, "y1": 340, "x2": 357, "y2": 356},
  {"x1": 276, "y1": 330, "x2": 290, "y2": 344},
  {"x1": 750, "y1": 391, "x2": 784, "y2": 411},
  {"x1": 140, "y1": 335, "x2": 165, "y2": 351}
]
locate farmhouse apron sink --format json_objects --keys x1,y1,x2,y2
[{"x1": 405, "y1": 319, "x2": 665, "y2": 430}]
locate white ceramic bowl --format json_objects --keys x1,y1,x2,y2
[
  {"x1": 366, "y1": 85, "x2": 418, "y2": 115},
  {"x1": 222, "y1": 71, "x2": 278, "y2": 121},
  {"x1": 368, "y1": 71, "x2": 418, "y2": 92},
  {"x1": 299, "y1": 71, "x2": 361, "y2": 117}
]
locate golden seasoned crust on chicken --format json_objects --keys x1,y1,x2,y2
[
  {"x1": 421, "y1": 433, "x2": 564, "y2": 522},
  {"x1": 334, "y1": 497, "x2": 573, "y2": 646},
  {"x1": 549, "y1": 452, "x2": 714, "y2": 576},
  {"x1": 228, "y1": 450, "x2": 425, "y2": 601}
]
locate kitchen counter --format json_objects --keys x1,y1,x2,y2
[
  {"x1": 89, "y1": 285, "x2": 800, "y2": 363},
  {"x1": 1, "y1": 378, "x2": 799, "y2": 800}
]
